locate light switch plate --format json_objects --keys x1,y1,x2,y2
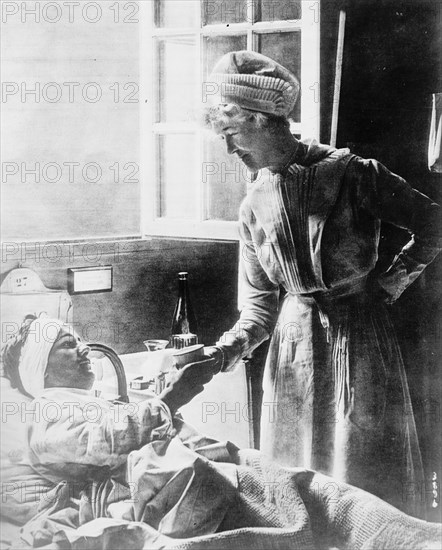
[{"x1": 67, "y1": 266, "x2": 113, "y2": 295}]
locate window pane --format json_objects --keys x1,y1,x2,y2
[
  {"x1": 258, "y1": 32, "x2": 301, "y2": 122},
  {"x1": 157, "y1": 37, "x2": 196, "y2": 122},
  {"x1": 2, "y1": 182, "x2": 141, "y2": 241},
  {"x1": 158, "y1": 134, "x2": 197, "y2": 219},
  {"x1": 202, "y1": 36, "x2": 248, "y2": 221},
  {"x1": 258, "y1": 0, "x2": 301, "y2": 22},
  {"x1": 202, "y1": 34, "x2": 247, "y2": 79},
  {"x1": 155, "y1": 0, "x2": 197, "y2": 27},
  {"x1": 202, "y1": 0, "x2": 248, "y2": 25},
  {"x1": 204, "y1": 136, "x2": 248, "y2": 221}
]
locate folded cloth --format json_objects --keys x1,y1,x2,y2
[{"x1": 127, "y1": 436, "x2": 238, "y2": 538}]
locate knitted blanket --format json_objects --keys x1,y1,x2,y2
[{"x1": 17, "y1": 450, "x2": 441, "y2": 550}]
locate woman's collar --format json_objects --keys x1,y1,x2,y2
[{"x1": 268, "y1": 139, "x2": 307, "y2": 175}]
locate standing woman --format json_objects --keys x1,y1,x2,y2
[{"x1": 204, "y1": 51, "x2": 441, "y2": 518}]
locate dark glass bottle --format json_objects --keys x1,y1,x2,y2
[{"x1": 169, "y1": 272, "x2": 198, "y2": 347}]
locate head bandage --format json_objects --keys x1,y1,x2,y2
[{"x1": 18, "y1": 318, "x2": 64, "y2": 398}]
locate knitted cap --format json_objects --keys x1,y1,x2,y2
[{"x1": 207, "y1": 50, "x2": 300, "y2": 118}]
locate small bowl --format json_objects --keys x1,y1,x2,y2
[{"x1": 143, "y1": 339, "x2": 169, "y2": 352}]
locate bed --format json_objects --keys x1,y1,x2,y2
[{"x1": 1, "y1": 269, "x2": 441, "y2": 550}]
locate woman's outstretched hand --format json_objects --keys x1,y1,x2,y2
[{"x1": 159, "y1": 357, "x2": 218, "y2": 414}]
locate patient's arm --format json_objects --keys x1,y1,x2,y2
[
  {"x1": 295, "y1": 470, "x2": 441, "y2": 550},
  {"x1": 28, "y1": 390, "x2": 174, "y2": 475},
  {"x1": 28, "y1": 358, "x2": 217, "y2": 477}
]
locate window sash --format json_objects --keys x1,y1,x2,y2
[{"x1": 141, "y1": 0, "x2": 320, "y2": 241}]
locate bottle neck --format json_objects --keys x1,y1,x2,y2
[{"x1": 178, "y1": 277, "x2": 188, "y2": 299}]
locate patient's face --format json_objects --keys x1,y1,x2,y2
[{"x1": 45, "y1": 327, "x2": 95, "y2": 390}]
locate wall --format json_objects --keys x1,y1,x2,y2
[{"x1": 1, "y1": 238, "x2": 240, "y2": 354}]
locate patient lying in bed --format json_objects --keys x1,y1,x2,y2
[{"x1": 1, "y1": 315, "x2": 440, "y2": 550}]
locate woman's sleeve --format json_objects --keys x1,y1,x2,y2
[
  {"x1": 351, "y1": 157, "x2": 442, "y2": 303},
  {"x1": 29, "y1": 395, "x2": 174, "y2": 471},
  {"x1": 216, "y1": 204, "x2": 280, "y2": 371}
]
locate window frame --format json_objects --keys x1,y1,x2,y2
[{"x1": 140, "y1": 0, "x2": 320, "y2": 241}]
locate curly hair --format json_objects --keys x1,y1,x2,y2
[
  {"x1": 1, "y1": 314, "x2": 38, "y2": 397},
  {"x1": 203, "y1": 103, "x2": 290, "y2": 136}
]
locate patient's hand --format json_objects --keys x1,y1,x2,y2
[
  {"x1": 159, "y1": 357, "x2": 217, "y2": 414},
  {"x1": 204, "y1": 346, "x2": 224, "y2": 372}
]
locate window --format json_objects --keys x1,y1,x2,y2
[
  {"x1": 1, "y1": 3, "x2": 141, "y2": 242},
  {"x1": 141, "y1": 0, "x2": 320, "y2": 240},
  {"x1": 1, "y1": 0, "x2": 319, "y2": 244}
]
